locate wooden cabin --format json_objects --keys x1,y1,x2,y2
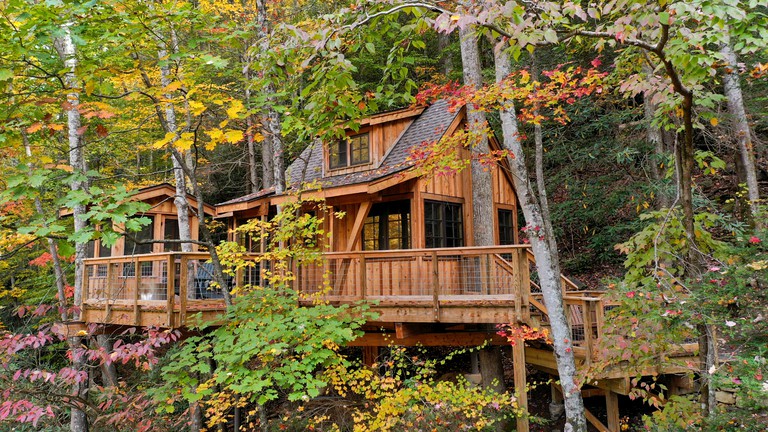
[
  {"x1": 77, "y1": 103, "x2": 698, "y2": 432},
  {"x1": 79, "y1": 183, "x2": 217, "y2": 327}
]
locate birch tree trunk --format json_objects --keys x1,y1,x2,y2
[
  {"x1": 495, "y1": 45, "x2": 587, "y2": 432},
  {"x1": 158, "y1": 44, "x2": 194, "y2": 255},
  {"x1": 53, "y1": 22, "x2": 90, "y2": 432},
  {"x1": 530, "y1": 55, "x2": 558, "y2": 255},
  {"x1": 255, "y1": 0, "x2": 285, "y2": 194},
  {"x1": 720, "y1": 37, "x2": 762, "y2": 229},
  {"x1": 243, "y1": 61, "x2": 260, "y2": 192}
]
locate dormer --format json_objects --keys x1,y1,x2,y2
[{"x1": 323, "y1": 106, "x2": 425, "y2": 176}]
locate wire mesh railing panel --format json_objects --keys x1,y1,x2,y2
[{"x1": 186, "y1": 259, "x2": 227, "y2": 300}]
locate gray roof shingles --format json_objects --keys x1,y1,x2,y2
[{"x1": 218, "y1": 100, "x2": 458, "y2": 206}]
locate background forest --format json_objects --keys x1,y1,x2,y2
[{"x1": 0, "y1": 0, "x2": 767, "y2": 431}]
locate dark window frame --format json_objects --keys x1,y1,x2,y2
[
  {"x1": 329, "y1": 133, "x2": 370, "y2": 169},
  {"x1": 424, "y1": 200, "x2": 464, "y2": 248},
  {"x1": 498, "y1": 209, "x2": 515, "y2": 245},
  {"x1": 362, "y1": 200, "x2": 411, "y2": 251}
]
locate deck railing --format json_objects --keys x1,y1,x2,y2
[
  {"x1": 82, "y1": 246, "x2": 538, "y2": 326},
  {"x1": 80, "y1": 244, "x2": 624, "y2": 361}
]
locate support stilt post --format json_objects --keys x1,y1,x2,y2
[
  {"x1": 513, "y1": 337, "x2": 529, "y2": 432},
  {"x1": 606, "y1": 390, "x2": 620, "y2": 432}
]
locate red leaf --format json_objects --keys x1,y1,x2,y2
[{"x1": 96, "y1": 124, "x2": 108, "y2": 138}]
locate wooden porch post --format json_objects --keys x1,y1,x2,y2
[
  {"x1": 166, "y1": 255, "x2": 175, "y2": 328},
  {"x1": 513, "y1": 337, "x2": 529, "y2": 432},
  {"x1": 606, "y1": 390, "x2": 620, "y2": 432},
  {"x1": 133, "y1": 257, "x2": 140, "y2": 326}
]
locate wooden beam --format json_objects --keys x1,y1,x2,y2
[
  {"x1": 349, "y1": 332, "x2": 506, "y2": 347},
  {"x1": 585, "y1": 407, "x2": 611, "y2": 432},
  {"x1": 346, "y1": 201, "x2": 372, "y2": 252},
  {"x1": 394, "y1": 323, "x2": 434, "y2": 339},
  {"x1": 513, "y1": 338, "x2": 529, "y2": 432}
]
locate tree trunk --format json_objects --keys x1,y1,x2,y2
[
  {"x1": 158, "y1": 44, "x2": 194, "y2": 255},
  {"x1": 531, "y1": 55, "x2": 558, "y2": 255},
  {"x1": 721, "y1": 38, "x2": 761, "y2": 229},
  {"x1": 642, "y1": 63, "x2": 671, "y2": 209},
  {"x1": 260, "y1": 121, "x2": 275, "y2": 189},
  {"x1": 438, "y1": 32, "x2": 454, "y2": 76},
  {"x1": 53, "y1": 22, "x2": 90, "y2": 432},
  {"x1": 96, "y1": 334, "x2": 118, "y2": 387},
  {"x1": 243, "y1": 63, "x2": 260, "y2": 193},
  {"x1": 494, "y1": 45, "x2": 587, "y2": 432},
  {"x1": 460, "y1": 25, "x2": 506, "y2": 394},
  {"x1": 256, "y1": 0, "x2": 285, "y2": 195}
]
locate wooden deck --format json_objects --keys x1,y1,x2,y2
[
  {"x1": 79, "y1": 245, "x2": 699, "y2": 432},
  {"x1": 80, "y1": 245, "x2": 698, "y2": 375}
]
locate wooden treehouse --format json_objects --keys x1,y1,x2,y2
[{"x1": 78, "y1": 102, "x2": 697, "y2": 432}]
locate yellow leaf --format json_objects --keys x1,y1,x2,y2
[
  {"x1": 205, "y1": 128, "x2": 224, "y2": 141},
  {"x1": 253, "y1": 132, "x2": 265, "y2": 143},
  {"x1": 152, "y1": 132, "x2": 176, "y2": 149},
  {"x1": 48, "y1": 123, "x2": 65, "y2": 131},
  {"x1": 710, "y1": 117, "x2": 719, "y2": 127},
  {"x1": 175, "y1": 132, "x2": 195, "y2": 150},
  {"x1": 163, "y1": 81, "x2": 183, "y2": 93},
  {"x1": 224, "y1": 130, "x2": 244, "y2": 143},
  {"x1": 85, "y1": 80, "x2": 95, "y2": 96},
  {"x1": 226, "y1": 100, "x2": 244, "y2": 119},
  {"x1": 190, "y1": 100, "x2": 207, "y2": 116},
  {"x1": 450, "y1": 14, "x2": 460, "y2": 21}
]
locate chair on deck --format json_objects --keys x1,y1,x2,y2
[{"x1": 193, "y1": 263, "x2": 229, "y2": 299}]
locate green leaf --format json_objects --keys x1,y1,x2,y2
[{"x1": 57, "y1": 239, "x2": 75, "y2": 257}]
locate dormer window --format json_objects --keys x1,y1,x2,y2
[{"x1": 330, "y1": 133, "x2": 369, "y2": 169}]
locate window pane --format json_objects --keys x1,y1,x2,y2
[
  {"x1": 363, "y1": 215, "x2": 380, "y2": 251},
  {"x1": 350, "y1": 133, "x2": 370, "y2": 165},
  {"x1": 125, "y1": 218, "x2": 154, "y2": 255},
  {"x1": 424, "y1": 201, "x2": 463, "y2": 248},
  {"x1": 330, "y1": 140, "x2": 347, "y2": 168},
  {"x1": 498, "y1": 210, "x2": 515, "y2": 245},
  {"x1": 98, "y1": 240, "x2": 111, "y2": 257},
  {"x1": 164, "y1": 218, "x2": 181, "y2": 252},
  {"x1": 363, "y1": 201, "x2": 410, "y2": 250}
]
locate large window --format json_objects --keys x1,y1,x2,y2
[
  {"x1": 498, "y1": 209, "x2": 515, "y2": 245},
  {"x1": 424, "y1": 200, "x2": 464, "y2": 248},
  {"x1": 330, "y1": 133, "x2": 370, "y2": 169},
  {"x1": 363, "y1": 201, "x2": 411, "y2": 250},
  {"x1": 124, "y1": 217, "x2": 154, "y2": 255}
]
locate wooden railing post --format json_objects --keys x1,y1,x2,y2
[
  {"x1": 133, "y1": 257, "x2": 140, "y2": 326},
  {"x1": 179, "y1": 255, "x2": 188, "y2": 327},
  {"x1": 359, "y1": 256, "x2": 366, "y2": 300},
  {"x1": 518, "y1": 248, "x2": 530, "y2": 322},
  {"x1": 104, "y1": 262, "x2": 113, "y2": 322},
  {"x1": 82, "y1": 264, "x2": 89, "y2": 305},
  {"x1": 166, "y1": 255, "x2": 175, "y2": 328},
  {"x1": 583, "y1": 300, "x2": 595, "y2": 366},
  {"x1": 432, "y1": 251, "x2": 440, "y2": 322}
]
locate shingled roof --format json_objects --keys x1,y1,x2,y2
[
  {"x1": 217, "y1": 100, "x2": 459, "y2": 207},
  {"x1": 288, "y1": 99, "x2": 458, "y2": 189}
]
